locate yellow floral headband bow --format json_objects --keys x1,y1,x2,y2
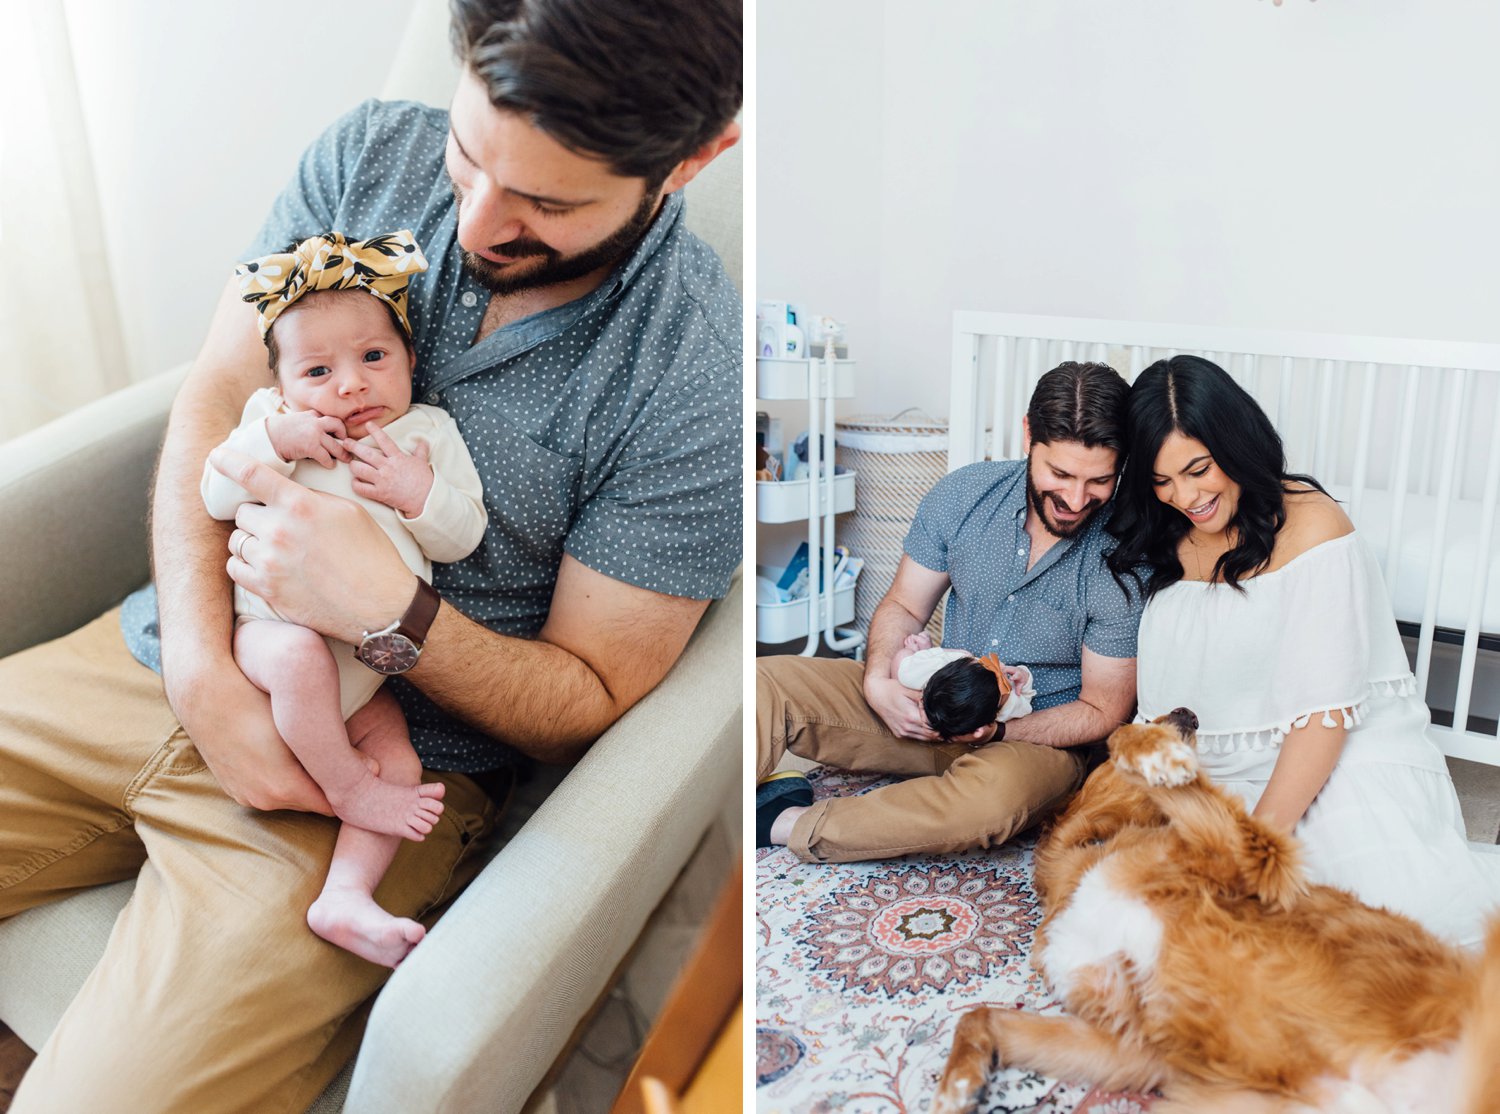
[{"x1": 236, "y1": 230, "x2": 429, "y2": 338}]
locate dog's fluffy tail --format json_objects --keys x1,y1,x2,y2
[
  {"x1": 1146, "y1": 781, "x2": 1308, "y2": 914},
  {"x1": 1462, "y1": 915, "x2": 1500, "y2": 1114}
]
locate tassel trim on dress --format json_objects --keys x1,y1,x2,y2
[{"x1": 1135, "y1": 674, "x2": 1418, "y2": 756}]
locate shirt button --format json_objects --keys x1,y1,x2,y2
[
  {"x1": 425, "y1": 392, "x2": 442, "y2": 405},
  {"x1": 1007, "y1": 594, "x2": 1015, "y2": 602},
  {"x1": 461, "y1": 291, "x2": 478, "y2": 308},
  {"x1": 1017, "y1": 547, "x2": 1026, "y2": 556}
]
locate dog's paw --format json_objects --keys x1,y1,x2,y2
[
  {"x1": 1117, "y1": 738, "x2": 1198, "y2": 787},
  {"x1": 928, "y1": 1079, "x2": 980, "y2": 1114}
]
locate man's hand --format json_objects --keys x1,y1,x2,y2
[
  {"x1": 267, "y1": 410, "x2": 349, "y2": 467},
  {"x1": 164, "y1": 651, "x2": 334, "y2": 815},
  {"x1": 344, "y1": 424, "x2": 434, "y2": 518},
  {"x1": 861, "y1": 556, "x2": 951, "y2": 742},
  {"x1": 864, "y1": 672, "x2": 940, "y2": 741},
  {"x1": 211, "y1": 446, "x2": 414, "y2": 643}
]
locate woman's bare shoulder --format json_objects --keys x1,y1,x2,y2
[{"x1": 1269, "y1": 487, "x2": 1354, "y2": 569}]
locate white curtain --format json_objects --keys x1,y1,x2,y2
[{"x1": 0, "y1": 1, "x2": 129, "y2": 443}]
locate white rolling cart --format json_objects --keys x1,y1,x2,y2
[{"x1": 755, "y1": 348, "x2": 866, "y2": 657}]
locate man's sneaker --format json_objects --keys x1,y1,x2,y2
[{"x1": 756, "y1": 771, "x2": 813, "y2": 848}]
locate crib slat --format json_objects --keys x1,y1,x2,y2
[
  {"x1": 989, "y1": 335, "x2": 1011, "y2": 461},
  {"x1": 1019, "y1": 337, "x2": 1042, "y2": 452},
  {"x1": 949, "y1": 330, "x2": 982, "y2": 471},
  {"x1": 1243, "y1": 352, "x2": 1261, "y2": 407},
  {"x1": 1415, "y1": 369, "x2": 1468, "y2": 697},
  {"x1": 1348, "y1": 363, "x2": 1377, "y2": 527},
  {"x1": 1384, "y1": 367, "x2": 1422, "y2": 585},
  {"x1": 1416, "y1": 385, "x2": 1439, "y2": 498},
  {"x1": 1011, "y1": 342, "x2": 1029, "y2": 457},
  {"x1": 1326, "y1": 362, "x2": 1346, "y2": 487},
  {"x1": 1277, "y1": 357, "x2": 1295, "y2": 464},
  {"x1": 1314, "y1": 360, "x2": 1336, "y2": 482},
  {"x1": 1452, "y1": 374, "x2": 1500, "y2": 740},
  {"x1": 1453, "y1": 370, "x2": 1473, "y2": 502}
]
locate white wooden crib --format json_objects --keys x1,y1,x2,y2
[{"x1": 948, "y1": 311, "x2": 1500, "y2": 767}]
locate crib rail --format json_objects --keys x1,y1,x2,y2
[{"x1": 949, "y1": 311, "x2": 1500, "y2": 766}]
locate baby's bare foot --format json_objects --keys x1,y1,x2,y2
[
  {"x1": 308, "y1": 888, "x2": 425, "y2": 968},
  {"x1": 327, "y1": 773, "x2": 445, "y2": 840}
]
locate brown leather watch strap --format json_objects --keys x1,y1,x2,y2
[{"x1": 396, "y1": 578, "x2": 441, "y2": 647}]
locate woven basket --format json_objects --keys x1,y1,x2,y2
[{"x1": 835, "y1": 412, "x2": 950, "y2": 640}]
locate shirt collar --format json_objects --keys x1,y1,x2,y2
[
  {"x1": 600, "y1": 190, "x2": 684, "y2": 298},
  {"x1": 428, "y1": 191, "x2": 686, "y2": 390}
]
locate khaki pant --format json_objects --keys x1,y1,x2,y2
[
  {"x1": 0, "y1": 609, "x2": 500, "y2": 1114},
  {"x1": 757, "y1": 655, "x2": 1089, "y2": 862}
]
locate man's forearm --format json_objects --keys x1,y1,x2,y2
[
  {"x1": 152, "y1": 279, "x2": 267, "y2": 688},
  {"x1": 863, "y1": 596, "x2": 928, "y2": 683},
  {"x1": 1003, "y1": 698, "x2": 1126, "y2": 749},
  {"x1": 408, "y1": 604, "x2": 661, "y2": 765},
  {"x1": 152, "y1": 370, "x2": 241, "y2": 680}
]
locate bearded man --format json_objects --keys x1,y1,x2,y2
[
  {"x1": 757, "y1": 362, "x2": 1143, "y2": 863},
  {"x1": 0, "y1": 1, "x2": 740, "y2": 1109}
]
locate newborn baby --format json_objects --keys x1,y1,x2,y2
[{"x1": 891, "y1": 632, "x2": 1035, "y2": 743}]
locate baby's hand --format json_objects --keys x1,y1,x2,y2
[
  {"x1": 345, "y1": 424, "x2": 433, "y2": 517},
  {"x1": 267, "y1": 411, "x2": 350, "y2": 468},
  {"x1": 903, "y1": 632, "x2": 934, "y2": 653}
]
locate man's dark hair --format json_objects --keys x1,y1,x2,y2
[
  {"x1": 1026, "y1": 361, "x2": 1130, "y2": 453},
  {"x1": 450, "y1": 0, "x2": 742, "y2": 188},
  {"x1": 923, "y1": 659, "x2": 1000, "y2": 741}
]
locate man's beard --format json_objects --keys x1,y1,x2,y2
[
  {"x1": 1026, "y1": 458, "x2": 1104, "y2": 540},
  {"x1": 450, "y1": 175, "x2": 661, "y2": 296}
]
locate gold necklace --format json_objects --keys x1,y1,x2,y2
[{"x1": 1185, "y1": 532, "x2": 1212, "y2": 580}]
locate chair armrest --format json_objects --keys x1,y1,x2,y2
[
  {"x1": 345, "y1": 571, "x2": 743, "y2": 1114},
  {"x1": 0, "y1": 367, "x2": 187, "y2": 660}
]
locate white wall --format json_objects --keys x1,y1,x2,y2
[
  {"x1": 64, "y1": 0, "x2": 419, "y2": 382},
  {"x1": 758, "y1": 0, "x2": 1500, "y2": 421}
]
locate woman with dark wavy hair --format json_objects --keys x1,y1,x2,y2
[{"x1": 1108, "y1": 355, "x2": 1500, "y2": 947}]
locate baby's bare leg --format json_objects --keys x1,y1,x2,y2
[
  {"x1": 233, "y1": 620, "x2": 444, "y2": 840},
  {"x1": 307, "y1": 690, "x2": 433, "y2": 968}
]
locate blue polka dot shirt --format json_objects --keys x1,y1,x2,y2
[
  {"x1": 122, "y1": 100, "x2": 742, "y2": 772},
  {"x1": 904, "y1": 460, "x2": 1142, "y2": 711}
]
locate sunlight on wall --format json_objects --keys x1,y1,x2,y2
[{"x1": 0, "y1": 0, "x2": 413, "y2": 442}]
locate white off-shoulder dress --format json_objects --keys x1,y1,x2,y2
[{"x1": 1136, "y1": 531, "x2": 1500, "y2": 947}]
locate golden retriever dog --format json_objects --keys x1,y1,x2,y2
[{"x1": 933, "y1": 709, "x2": 1500, "y2": 1114}]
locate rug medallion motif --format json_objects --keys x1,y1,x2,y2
[{"x1": 756, "y1": 768, "x2": 1156, "y2": 1114}]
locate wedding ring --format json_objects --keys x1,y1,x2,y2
[{"x1": 235, "y1": 534, "x2": 249, "y2": 563}]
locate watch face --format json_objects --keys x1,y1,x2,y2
[{"x1": 357, "y1": 633, "x2": 421, "y2": 675}]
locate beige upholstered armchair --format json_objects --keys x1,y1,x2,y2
[{"x1": 0, "y1": 3, "x2": 742, "y2": 1110}]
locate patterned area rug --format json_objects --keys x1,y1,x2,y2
[{"x1": 755, "y1": 769, "x2": 1156, "y2": 1114}]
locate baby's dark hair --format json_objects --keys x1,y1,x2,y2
[
  {"x1": 923, "y1": 658, "x2": 1001, "y2": 740},
  {"x1": 263, "y1": 288, "x2": 413, "y2": 378}
]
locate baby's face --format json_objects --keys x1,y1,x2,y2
[{"x1": 274, "y1": 292, "x2": 414, "y2": 438}]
